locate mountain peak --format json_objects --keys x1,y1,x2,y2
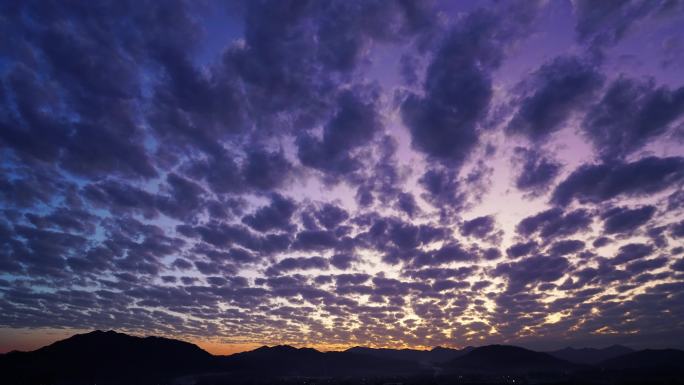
[
  {"x1": 443, "y1": 344, "x2": 575, "y2": 374},
  {"x1": 548, "y1": 344, "x2": 635, "y2": 364},
  {"x1": 2, "y1": 331, "x2": 682, "y2": 384},
  {"x1": 250, "y1": 344, "x2": 320, "y2": 355}
]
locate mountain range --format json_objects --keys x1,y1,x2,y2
[{"x1": 1, "y1": 330, "x2": 683, "y2": 384}]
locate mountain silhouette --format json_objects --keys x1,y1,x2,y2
[
  {"x1": 599, "y1": 348, "x2": 684, "y2": 374},
  {"x1": 221, "y1": 344, "x2": 423, "y2": 377},
  {"x1": 345, "y1": 345, "x2": 471, "y2": 364},
  {"x1": 2, "y1": 330, "x2": 684, "y2": 384},
  {"x1": 0, "y1": 330, "x2": 216, "y2": 384},
  {"x1": 443, "y1": 345, "x2": 579, "y2": 374},
  {"x1": 548, "y1": 345, "x2": 634, "y2": 364}
]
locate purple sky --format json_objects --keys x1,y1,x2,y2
[{"x1": 1, "y1": 0, "x2": 684, "y2": 354}]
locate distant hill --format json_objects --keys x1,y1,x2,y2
[
  {"x1": 599, "y1": 349, "x2": 684, "y2": 374},
  {"x1": 2, "y1": 330, "x2": 684, "y2": 385},
  {"x1": 548, "y1": 345, "x2": 634, "y2": 364},
  {"x1": 221, "y1": 344, "x2": 423, "y2": 377},
  {"x1": 345, "y1": 345, "x2": 472, "y2": 364},
  {"x1": 443, "y1": 345, "x2": 579, "y2": 374},
  {"x1": 0, "y1": 330, "x2": 216, "y2": 384}
]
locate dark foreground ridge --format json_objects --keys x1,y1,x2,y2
[{"x1": 1, "y1": 330, "x2": 683, "y2": 385}]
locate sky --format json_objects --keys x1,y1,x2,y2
[{"x1": 1, "y1": 0, "x2": 684, "y2": 355}]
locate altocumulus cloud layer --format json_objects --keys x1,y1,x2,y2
[{"x1": 1, "y1": 0, "x2": 684, "y2": 351}]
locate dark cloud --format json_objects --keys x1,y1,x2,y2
[
  {"x1": 506, "y1": 241, "x2": 538, "y2": 258},
  {"x1": 242, "y1": 194, "x2": 297, "y2": 233},
  {"x1": 0, "y1": 167, "x2": 72, "y2": 208},
  {"x1": 517, "y1": 208, "x2": 593, "y2": 241},
  {"x1": 83, "y1": 180, "x2": 159, "y2": 219},
  {"x1": 400, "y1": 61, "x2": 487, "y2": 166},
  {"x1": 401, "y1": 2, "x2": 541, "y2": 167},
  {"x1": 172, "y1": 258, "x2": 193, "y2": 270},
  {"x1": 593, "y1": 237, "x2": 612, "y2": 248},
  {"x1": 483, "y1": 247, "x2": 502, "y2": 260},
  {"x1": 506, "y1": 56, "x2": 603, "y2": 141},
  {"x1": 626, "y1": 257, "x2": 668, "y2": 275},
  {"x1": 291, "y1": 230, "x2": 339, "y2": 251},
  {"x1": 612, "y1": 243, "x2": 655, "y2": 265},
  {"x1": 242, "y1": 149, "x2": 294, "y2": 191},
  {"x1": 179, "y1": 222, "x2": 290, "y2": 255},
  {"x1": 461, "y1": 215, "x2": 496, "y2": 239},
  {"x1": 668, "y1": 189, "x2": 684, "y2": 211},
  {"x1": 315, "y1": 203, "x2": 350, "y2": 230},
  {"x1": 230, "y1": 0, "x2": 435, "y2": 135},
  {"x1": 552, "y1": 156, "x2": 684, "y2": 205},
  {"x1": 355, "y1": 185, "x2": 374, "y2": 207},
  {"x1": 573, "y1": 0, "x2": 682, "y2": 56},
  {"x1": 494, "y1": 255, "x2": 570, "y2": 292},
  {"x1": 418, "y1": 167, "x2": 466, "y2": 209},
  {"x1": 412, "y1": 242, "x2": 476, "y2": 267},
  {"x1": 156, "y1": 173, "x2": 207, "y2": 220},
  {"x1": 265, "y1": 257, "x2": 329, "y2": 276},
  {"x1": 0, "y1": 0, "x2": 201, "y2": 178},
  {"x1": 396, "y1": 192, "x2": 419, "y2": 217},
  {"x1": 672, "y1": 258, "x2": 684, "y2": 272},
  {"x1": 330, "y1": 254, "x2": 355, "y2": 270},
  {"x1": 583, "y1": 77, "x2": 684, "y2": 160},
  {"x1": 512, "y1": 147, "x2": 562, "y2": 195},
  {"x1": 602, "y1": 205, "x2": 656, "y2": 234},
  {"x1": 297, "y1": 89, "x2": 381, "y2": 177},
  {"x1": 183, "y1": 152, "x2": 242, "y2": 195},
  {"x1": 549, "y1": 239, "x2": 585, "y2": 256},
  {"x1": 25, "y1": 208, "x2": 97, "y2": 235},
  {"x1": 1, "y1": 0, "x2": 683, "y2": 351},
  {"x1": 671, "y1": 220, "x2": 684, "y2": 238},
  {"x1": 404, "y1": 266, "x2": 474, "y2": 282}
]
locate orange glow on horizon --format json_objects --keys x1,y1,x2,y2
[
  {"x1": 193, "y1": 340, "x2": 262, "y2": 355},
  {"x1": 0, "y1": 327, "x2": 467, "y2": 356}
]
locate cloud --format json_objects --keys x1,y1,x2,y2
[
  {"x1": 460, "y1": 215, "x2": 496, "y2": 239},
  {"x1": 83, "y1": 180, "x2": 159, "y2": 219},
  {"x1": 672, "y1": 258, "x2": 684, "y2": 272},
  {"x1": 242, "y1": 149, "x2": 295, "y2": 191},
  {"x1": 1, "y1": 0, "x2": 683, "y2": 350},
  {"x1": 573, "y1": 0, "x2": 682, "y2": 56},
  {"x1": 612, "y1": 243, "x2": 655, "y2": 265},
  {"x1": 291, "y1": 230, "x2": 340, "y2": 251},
  {"x1": 418, "y1": 167, "x2": 467, "y2": 209},
  {"x1": 229, "y1": 0, "x2": 435, "y2": 134},
  {"x1": 512, "y1": 147, "x2": 562, "y2": 195},
  {"x1": 330, "y1": 254, "x2": 356, "y2": 270},
  {"x1": 517, "y1": 208, "x2": 593, "y2": 241},
  {"x1": 506, "y1": 241, "x2": 538, "y2": 258},
  {"x1": 314, "y1": 203, "x2": 350, "y2": 230},
  {"x1": 493, "y1": 255, "x2": 570, "y2": 293},
  {"x1": 242, "y1": 194, "x2": 297, "y2": 233},
  {"x1": 552, "y1": 156, "x2": 684, "y2": 205},
  {"x1": 548, "y1": 239, "x2": 585, "y2": 256},
  {"x1": 25, "y1": 208, "x2": 97, "y2": 235},
  {"x1": 401, "y1": 2, "x2": 541, "y2": 168},
  {"x1": 671, "y1": 220, "x2": 684, "y2": 238},
  {"x1": 266, "y1": 257, "x2": 330, "y2": 276},
  {"x1": 396, "y1": 192, "x2": 419, "y2": 217},
  {"x1": 506, "y1": 56, "x2": 603, "y2": 141},
  {"x1": 626, "y1": 257, "x2": 668, "y2": 275},
  {"x1": 602, "y1": 205, "x2": 656, "y2": 234},
  {"x1": 582, "y1": 77, "x2": 684, "y2": 160},
  {"x1": 297, "y1": 89, "x2": 381, "y2": 177},
  {"x1": 412, "y1": 242, "x2": 476, "y2": 267}
]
